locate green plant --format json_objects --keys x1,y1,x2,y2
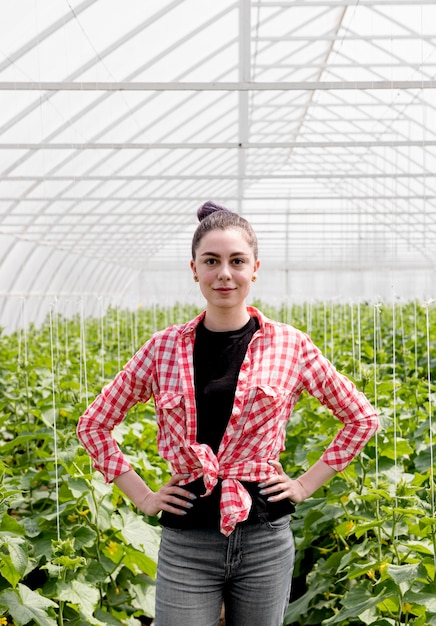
[{"x1": 0, "y1": 301, "x2": 434, "y2": 625}]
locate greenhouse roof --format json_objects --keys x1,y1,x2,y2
[{"x1": 1, "y1": 0, "x2": 436, "y2": 326}]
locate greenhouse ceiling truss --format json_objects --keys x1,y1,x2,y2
[{"x1": 0, "y1": 0, "x2": 435, "y2": 325}]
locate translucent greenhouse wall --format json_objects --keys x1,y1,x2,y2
[{"x1": 1, "y1": 257, "x2": 435, "y2": 333}]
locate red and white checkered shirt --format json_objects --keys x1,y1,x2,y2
[{"x1": 77, "y1": 307, "x2": 378, "y2": 536}]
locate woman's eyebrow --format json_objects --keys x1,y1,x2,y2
[{"x1": 200, "y1": 251, "x2": 248, "y2": 257}]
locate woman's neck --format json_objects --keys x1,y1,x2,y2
[{"x1": 203, "y1": 306, "x2": 250, "y2": 332}]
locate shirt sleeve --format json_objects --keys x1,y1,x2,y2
[
  {"x1": 76, "y1": 338, "x2": 155, "y2": 482},
  {"x1": 298, "y1": 332, "x2": 379, "y2": 472}
]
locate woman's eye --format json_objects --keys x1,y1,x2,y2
[
  {"x1": 205, "y1": 258, "x2": 216, "y2": 265},
  {"x1": 233, "y1": 258, "x2": 244, "y2": 265}
]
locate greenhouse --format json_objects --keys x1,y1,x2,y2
[{"x1": 0, "y1": 1, "x2": 435, "y2": 625}]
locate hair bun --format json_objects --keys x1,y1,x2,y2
[{"x1": 197, "y1": 200, "x2": 232, "y2": 222}]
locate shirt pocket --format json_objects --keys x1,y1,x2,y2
[
  {"x1": 154, "y1": 392, "x2": 187, "y2": 440},
  {"x1": 241, "y1": 384, "x2": 288, "y2": 435}
]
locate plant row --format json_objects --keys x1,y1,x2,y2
[{"x1": 0, "y1": 300, "x2": 434, "y2": 625}]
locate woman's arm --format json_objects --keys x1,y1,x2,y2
[
  {"x1": 259, "y1": 459, "x2": 336, "y2": 503},
  {"x1": 298, "y1": 333, "x2": 379, "y2": 473},
  {"x1": 114, "y1": 469, "x2": 196, "y2": 516}
]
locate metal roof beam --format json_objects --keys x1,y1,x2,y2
[
  {"x1": 3, "y1": 173, "x2": 435, "y2": 181},
  {"x1": 2, "y1": 140, "x2": 436, "y2": 149},
  {"x1": 0, "y1": 0, "x2": 97, "y2": 73},
  {"x1": 252, "y1": 0, "x2": 436, "y2": 6},
  {"x1": 3, "y1": 80, "x2": 436, "y2": 90},
  {"x1": 2, "y1": 194, "x2": 436, "y2": 202}
]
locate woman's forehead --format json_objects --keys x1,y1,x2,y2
[{"x1": 197, "y1": 228, "x2": 252, "y2": 250}]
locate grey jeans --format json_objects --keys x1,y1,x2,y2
[{"x1": 154, "y1": 515, "x2": 294, "y2": 626}]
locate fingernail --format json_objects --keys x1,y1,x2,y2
[
  {"x1": 259, "y1": 489, "x2": 266, "y2": 495},
  {"x1": 186, "y1": 502, "x2": 194, "y2": 508},
  {"x1": 189, "y1": 493, "x2": 197, "y2": 500},
  {"x1": 258, "y1": 482, "x2": 265, "y2": 488},
  {"x1": 184, "y1": 473, "x2": 191, "y2": 477}
]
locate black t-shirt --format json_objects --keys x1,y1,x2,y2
[{"x1": 160, "y1": 317, "x2": 294, "y2": 529}]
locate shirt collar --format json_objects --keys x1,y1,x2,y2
[{"x1": 180, "y1": 306, "x2": 269, "y2": 337}]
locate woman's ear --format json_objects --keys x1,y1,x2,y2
[{"x1": 190, "y1": 260, "x2": 198, "y2": 281}]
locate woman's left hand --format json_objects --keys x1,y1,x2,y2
[{"x1": 258, "y1": 460, "x2": 308, "y2": 504}]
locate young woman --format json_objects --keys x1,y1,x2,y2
[{"x1": 77, "y1": 201, "x2": 379, "y2": 626}]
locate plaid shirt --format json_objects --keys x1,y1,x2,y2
[{"x1": 77, "y1": 307, "x2": 378, "y2": 536}]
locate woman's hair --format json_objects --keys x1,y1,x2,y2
[{"x1": 191, "y1": 200, "x2": 258, "y2": 259}]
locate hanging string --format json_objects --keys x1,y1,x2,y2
[
  {"x1": 116, "y1": 306, "x2": 121, "y2": 372},
  {"x1": 18, "y1": 298, "x2": 33, "y2": 469},
  {"x1": 49, "y1": 302, "x2": 61, "y2": 545},
  {"x1": 391, "y1": 297, "x2": 398, "y2": 513},
  {"x1": 306, "y1": 301, "x2": 312, "y2": 337},
  {"x1": 373, "y1": 302, "x2": 382, "y2": 562},
  {"x1": 329, "y1": 300, "x2": 335, "y2": 363},
  {"x1": 357, "y1": 301, "x2": 362, "y2": 380},
  {"x1": 152, "y1": 304, "x2": 158, "y2": 334},
  {"x1": 79, "y1": 298, "x2": 89, "y2": 406},
  {"x1": 323, "y1": 301, "x2": 328, "y2": 356},
  {"x1": 98, "y1": 297, "x2": 105, "y2": 380},
  {"x1": 398, "y1": 301, "x2": 407, "y2": 382},
  {"x1": 424, "y1": 299, "x2": 435, "y2": 572},
  {"x1": 130, "y1": 309, "x2": 136, "y2": 355},
  {"x1": 413, "y1": 300, "x2": 419, "y2": 375},
  {"x1": 350, "y1": 301, "x2": 356, "y2": 380}
]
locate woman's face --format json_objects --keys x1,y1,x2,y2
[{"x1": 191, "y1": 228, "x2": 260, "y2": 315}]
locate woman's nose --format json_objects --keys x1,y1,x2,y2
[{"x1": 217, "y1": 263, "x2": 232, "y2": 279}]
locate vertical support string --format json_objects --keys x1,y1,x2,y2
[
  {"x1": 414, "y1": 300, "x2": 419, "y2": 375},
  {"x1": 98, "y1": 297, "x2": 105, "y2": 381},
  {"x1": 399, "y1": 301, "x2": 407, "y2": 382},
  {"x1": 116, "y1": 306, "x2": 121, "y2": 372},
  {"x1": 79, "y1": 298, "x2": 89, "y2": 406},
  {"x1": 357, "y1": 301, "x2": 362, "y2": 380},
  {"x1": 49, "y1": 303, "x2": 61, "y2": 545},
  {"x1": 392, "y1": 297, "x2": 398, "y2": 513},
  {"x1": 424, "y1": 299, "x2": 435, "y2": 575},
  {"x1": 329, "y1": 300, "x2": 335, "y2": 363},
  {"x1": 373, "y1": 302, "x2": 382, "y2": 561},
  {"x1": 350, "y1": 301, "x2": 356, "y2": 380},
  {"x1": 19, "y1": 298, "x2": 32, "y2": 467},
  {"x1": 323, "y1": 301, "x2": 328, "y2": 355}
]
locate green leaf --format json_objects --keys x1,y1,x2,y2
[
  {"x1": 68, "y1": 477, "x2": 91, "y2": 498},
  {"x1": 322, "y1": 584, "x2": 387, "y2": 624},
  {"x1": 401, "y1": 540, "x2": 434, "y2": 555},
  {"x1": 73, "y1": 525, "x2": 97, "y2": 550},
  {"x1": 127, "y1": 580, "x2": 156, "y2": 616},
  {"x1": 345, "y1": 561, "x2": 380, "y2": 580},
  {"x1": 56, "y1": 579, "x2": 100, "y2": 616},
  {"x1": 0, "y1": 513, "x2": 26, "y2": 535},
  {"x1": 0, "y1": 584, "x2": 57, "y2": 626},
  {"x1": 379, "y1": 438, "x2": 414, "y2": 460},
  {"x1": 0, "y1": 537, "x2": 28, "y2": 587},
  {"x1": 404, "y1": 585, "x2": 436, "y2": 612},
  {"x1": 284, "y1": 578, "x2": 331, "y2": 622},
  {"x1": 124, "y1": 545, "x2": 157, "y2": 578},
  {"x1": 52, "y1": 555, "x2": 86, "y2": 570},
  {"x1": 386, "y1": 563, "x2": 422, "y2": 584},
  {"x1": 354, "y1": 519, "x2": 386, "y2": 538},
  {"x1": 93, "y1": 608, "x2": 126, "y2": 625},
  {"x1": 0, "y1": 432, "x2": 52, "y2": 454},
  {"x1": 111, "y1": 509, "x2": 160, "y2": 562}
]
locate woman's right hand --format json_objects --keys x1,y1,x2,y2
[
  {"x1": 137, "y1": 473, "x2": 197, "y2": 516},
  {"x1": 114, "y1": 469, "x2": 197, "y2": 517}
]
